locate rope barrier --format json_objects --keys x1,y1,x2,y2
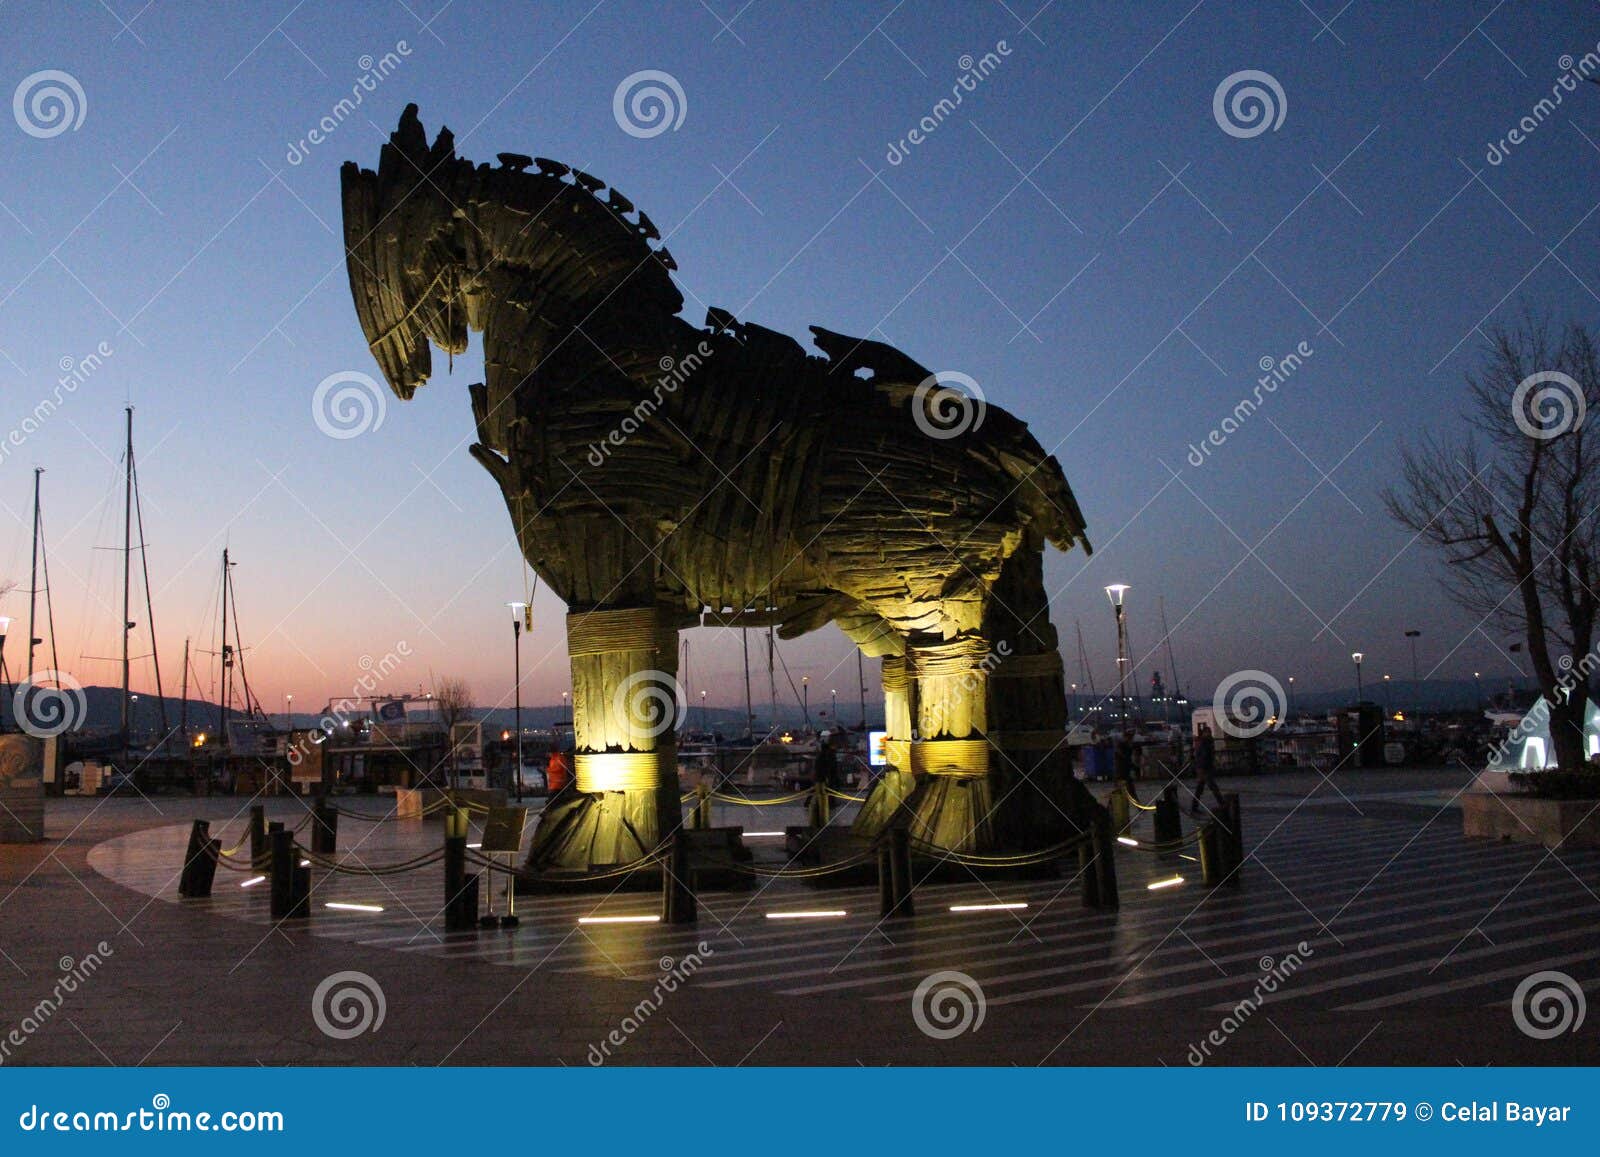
[
  {"x1": 301, "y1": 847, "x2": 447, "y2": 875},
  {"x1": 826, "y1": 789, "x2": 867, "y2": 804},
  {"x1": 710, "y1": 790, "x2": 811, "y2": 806},
  {"x1": 904, "y1": 830, "x2": 1093, "y2": 867}
]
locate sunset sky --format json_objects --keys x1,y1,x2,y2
[{"x1": 2, "y1": 1, "x2": 1596, "y2": 719}]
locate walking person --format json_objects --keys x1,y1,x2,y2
[{"x1": 1190, "y1": 723, "x2": 1226, "y2": 816}]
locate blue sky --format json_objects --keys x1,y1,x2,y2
[{"x1": 1, "y1": 0, "x2": 1596, "y2": 718}]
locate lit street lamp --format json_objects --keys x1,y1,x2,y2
[
  {"x1": 1404, "y1": 629, "x2": 1421, "y2": 682},
  {"x1": 1352, "y1": 652, "x2": 1364, "y2": 703},
  {"x1": 508, "y1": 601, "x2": 526, "y2": 799},
  {"x1": 802, "y1": 675, "x2": 811, "y2": 729},
  {"x1": 1287, "y1": 675, "x2": 1295, "y2": 718},
  {"x1": 284, "y1": 692, "x2": 294, "y2": 730},
  {"x1": 1105, "y1": 584, "x2": 1131, "y2": 722},
  {"x1": 830, "y1": 687, "x2": 837, "y2": 722}
]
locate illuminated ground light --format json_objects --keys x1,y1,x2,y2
[
  {"x1": 325, "y1": 901, "x2": 385, "y2": 913},
  {"x1": 1147, "y1": 875, "x2": 1185, "y2": 891},
  {"x1": 949, "y1": 902, "x2": 1028, "y2": 912},
  {"x1": 299, "y1": 859, "x2": 311, "y2": 867},
  {"x1": 240, "y1": 875, "x2": 266, "y2": 888},
  {"x1": 466, "y1": 842, "x2": 482, "y2": 849},
  {"x1": 1116, "y1": 836, "x2": 1139, "y2": 847},
  {"x1": 1179, "y1": 853, "x2": 1198, "y2": 862},
  {"x1": 766, "y1": 910, "x2": 847, "y2": 919},
  {"x1": 578, "y1": 914, "x2": 660, "y2": 925},
  {"x1": 743, "y1": 830, "x2": 784, "y2": 837}
]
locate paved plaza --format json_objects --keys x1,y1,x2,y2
[{"x1": 2, "y1": 768, "x2": 1598, "y2": 1066}]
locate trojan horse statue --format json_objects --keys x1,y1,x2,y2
[{"x1": 342, "y1": 106, "x2": 1100, "y2": 871}]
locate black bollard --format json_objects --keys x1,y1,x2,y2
[
  {"x1": 443, "y1": 807, "x2": 479, "y2": 932},
  {"x1": 1091, "y1": 812, "x2": 1119, "y2": 909},
  {"x1": 1220, "y1": 794, "x2": 1244, "y2": 884},
  {"x1": 883, "y1": 826, "x2": 914, "y2": 918},
  {"x1": 1152, "y1": 785, "x2": 1182, "y2": 847},
  {"x1": 1198, "y1": 820, "x2": 1224, "y2": 886},
  {"x1": 178, "y1": 820, "x2": 219, "y2": 898},
  {"x1": 269, "y1": 828, "x2": 309, "y2": 919},
  {"x1": 311, "y1": 796, "x2": 338, "y2": 856},
  {"x1": 661, "y1": 829, "x2": 698, "y2": 924},
  {"x1": 878, "y1": 839, "x2": 896, "y2": 918},
  {"x1": 249, "y1": 805, "x2": 267, "y2": 868}
]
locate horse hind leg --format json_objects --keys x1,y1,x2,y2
[{"x1": 983, "y1": 545, "x2": 1100, "y2": 846}]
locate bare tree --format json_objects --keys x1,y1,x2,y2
[
  {"x1": 433, "y1": 676, "x2": 475, "y2": 787},
  {"x1": 1385, "y1": 317, "x2": 1600, "y2": 774}
]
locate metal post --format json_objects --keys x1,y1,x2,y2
[
  {"x1": 269, "y1": 827, "x2": 308, "y2": 919},
  {"x1": 179, "y1": 819, "x2": 219, "y2": 898},
  {"x1": 312, "y1": 795, "x2": 338, "y2": 855},
  {"x1": 661, "y1": 829, "x2": 697, "y2": 924},
  {"x1": 443, "y1": 807, "x2": 477, "y2": 932},
  {"x1": 1153, "y1": 784, "x2": 1182, "y2": 847},
  {"x1": 1091, "y1": 812, "x2": 1118, "y2": 909},
  {"x1": 1108, "y1": 785, "x2": 1130, "y2": 834},
  {"x1": 885, "y1": 826, "x2": 914, "y2": 918},
  {"x1": 249, "y1": 804, "x2": 266, "y2": 869}
]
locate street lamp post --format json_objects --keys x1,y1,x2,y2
[
  {"x1": 1474, "y1": 671, "x2": 1483, "y2": 708},
  {"x1": 700, "y1": 689, "x2": 708, "y2": 732},
  {"x1": 1404, "y1": 629, "x2": 1421, "y2": 682},
  {"x1": 830, "y1": 687, "x2": 837, "y2": 723},
  {"x1": 1105, "y1": 585, "x2": 1131, "y2": 722},
  {"x1": 1352, "y1": 652, "x2": 1364, "y2": 703},
  {"x1": 802, "y1": 676, "x2": 810, "y2": 730},
  {"x1": 1382, "y1": 673, "x2": 1391, "y2": 716},
  {"x1": 284, "y1": 692, "x2": 294, "y2": 730},
  {"x1": 1287, "y1": 676, "x2": 1295, "y2": 718},
  {"x1": 508, "y1": 602, "x2": 526, "y2": 799}
]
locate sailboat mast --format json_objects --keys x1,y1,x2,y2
[
  {"x1": 179, "y1": 637, "x2": 190, "y2": 741},
  {"x1": 857, "y1": 650, "x2": 867, "y2": 730},
  {"x1": 219, "y1": 549, "x2": 230, "y2": 743},
  {"x1": 121, "y1": 407, "x2": 133, "y2": 760},
  {"x1": 742, "y1": 627, "x2": 753, "y2": 740},
  {"x1": 27, "y1": 468, "x2": 40, "y2": 679},
  {"x1": 1160, "y1": 595, "x2": 1183, "y2": 724}
]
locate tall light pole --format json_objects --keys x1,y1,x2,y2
[
  {"x1": 508, "y1": 602, "x2": 526, "y2": 799},
  {"x1": 1287, "y1": 676, "x2": 1295, "y2": 718},
  {"x1": 1474, "y1": 670, "x2": 1483, "y2": 708},
  {"x1": 700, "y1": 688, "x2": 708, "y2": 732},
  {"x1": 284, "y1": 692, "x2": 294, "y2": 730},
  {"x1": 1105, "y1": 584, "x2": 1131, "y2": 722},
  {"x1": 1404, "y1": 629, "x2": 1421, "y2": 682},
  {"x1": 802, "y1": 675, "x2": 810, "y2": 729},
  {"x1": 1382, "y1": 673, "x2": 1391, "y2": 716},
  {"x1": 1352, "y1": 652, "x2": 1364, "y2": 703},
  {"x1": 830, "y1": 687, "x2": 837, "y2": 723}
]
